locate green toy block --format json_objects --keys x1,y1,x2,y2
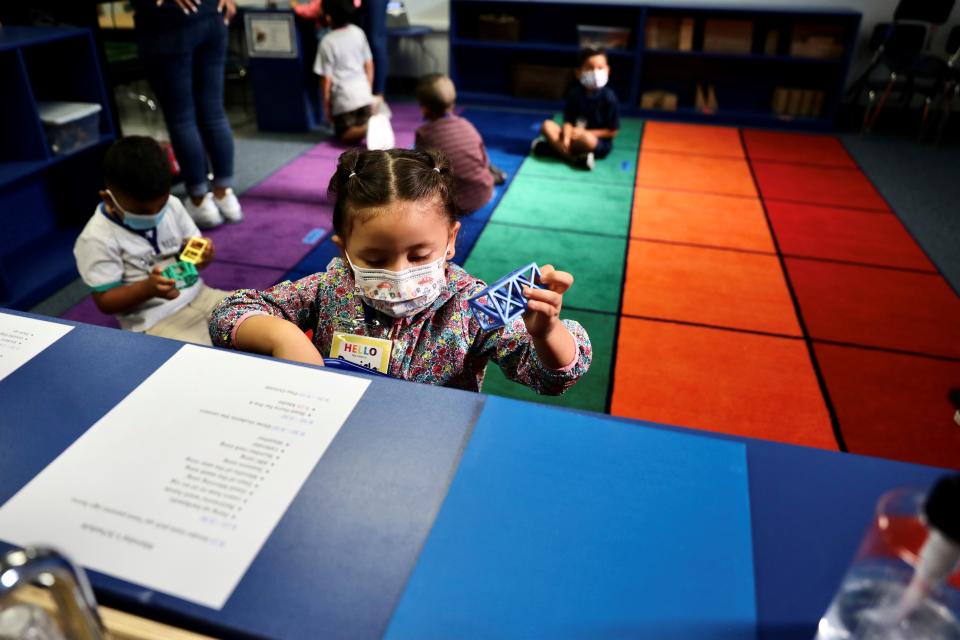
[{"x1": 162, "y1": 261, "x2": 198, "y2": 289}]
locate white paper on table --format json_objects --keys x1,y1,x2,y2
[
  {"x1": 0, "y1": 344, "x2": 370, "y2": 609},
  {"x1": 0, "y1": 312, "x2": 73, "y2": 382}
]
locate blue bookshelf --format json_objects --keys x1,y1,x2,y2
[
  {"x1": 449, "y1": 1, "x2": 861, "y2": 130},
  {"x1": 0, "y1": 26, "x2": 115, "y2": 310}
]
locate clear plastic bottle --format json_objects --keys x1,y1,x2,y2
[{"x1": 817, "y1": 483, "x2": 960, "y2": 640}]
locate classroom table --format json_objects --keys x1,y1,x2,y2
[{"x1": 0, "y1": 309, "x2": 948, "y2": 639}]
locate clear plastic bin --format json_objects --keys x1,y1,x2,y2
[
  {"x1": 577, "y1": 25, "x2": 630, "y2": 50},
  {"x1": 37, "y1": 101, "x2": 102, "y2": 155}
]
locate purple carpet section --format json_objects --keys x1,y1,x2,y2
[
  {"x1": 62, "y1": 296, "x2": 119, "y2": 329},
  {"x1": 60, "y1": 103, "x2": 424, "y2": 328},
  {"x1": 205, "y1": 196, "x2": 331, "y2": 269},
  {"x1": 200, "y1": 262, "x2": 289, "y2": 290}
]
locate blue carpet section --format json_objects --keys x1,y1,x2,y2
[{"x1": 278, "y1": 108, "x2": 550, "y2": 284}]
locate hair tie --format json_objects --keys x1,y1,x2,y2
[
  {"x1": 433, "y1": 167, "x2": 441, "y2": 173},
  {"x1": 348, "y1": 172, "x2": 357, "y2": 179}
]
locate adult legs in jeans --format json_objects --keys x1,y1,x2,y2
[
  {"x1": 142, "y1": 19, "x2": 235, "y2": 205},
  {"x1": 192, "y1": 21, "x2": 235, "y2": 199},
  {"x1": 362, "y1": 0, "x2": 388, "y2": 96}
]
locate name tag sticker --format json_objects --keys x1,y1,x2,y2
[{"x1": 330, "y1": 332, "x2": 392, "y2": 374}]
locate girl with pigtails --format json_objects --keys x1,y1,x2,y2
[{"x1": 210, "y1": 149, "x2": 591, "y2": 393}]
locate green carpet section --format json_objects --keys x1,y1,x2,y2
[
  {"x1": 480, "y1": 308, "x2": 616, "y2": 413},
  {"x1": 464, "y1": 224, "x2": 627, "y2": 313},
  {"x1": 518, "y1": 145, "x2": 639, "y2": 185},
  {"x1": 616, "y1": 118, "x2": 645, "y2": 149},
  {"x1": 490, "y1": 176, "x2": 634, "y2": 237}
]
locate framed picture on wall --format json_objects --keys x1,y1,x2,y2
[{"x1": 244, "y1": 11, "x2": 298, "y2": 58}]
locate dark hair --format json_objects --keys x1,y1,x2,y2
[
  {"x1": 103, "y1": 136, "x2": 171, "y2": 202},
  {"x1": 328, "y1": 149, "x2": 458, "y2": 237},
  {"x1": 578, "y1": 46, "x2": 607, "y2": 66},
  {"x1": 415, "y1": 73, "x2": 456, "y2": 117},
  {"x1": 322, "y1": 0, "x2": 356, "y2": 28}
]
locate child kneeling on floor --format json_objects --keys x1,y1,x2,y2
[
  {"x1": 532, "y1": 47, "x2": 620, "y2": 170},
  {"x1": 74, "y1": 136, "x2": 229, "y2": 346},
  {"x1": 209, "y1": 149, "x2": 592, "y2": 393}
]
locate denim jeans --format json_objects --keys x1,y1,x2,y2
[
  {"x1": 360, "y1": 0, "x2": 388, "y2": 95},
  {"x1": 138, "y1": 14, "x2": 234, "y2": 197}
]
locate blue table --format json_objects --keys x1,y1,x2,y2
[{"x1": 0, "y1": 310, "x2": 948, "y2": 639}]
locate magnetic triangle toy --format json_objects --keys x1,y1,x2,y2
[{"x1": 468, "y1": 263, "x2": 544, "y2": 331}]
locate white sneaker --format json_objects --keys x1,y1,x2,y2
[
  {"x1": 214, "y1": 188, "x2": 244, "y2": 223},
  {"x1": 183, "y1": 192, "x2": 224, "y2": 229}
]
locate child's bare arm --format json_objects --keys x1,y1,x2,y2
[
  {"x1": 234, "y1": 315, "x2": 325, "y2": 365},
  {"x1": 364, "y1": 60, "x2": 374, "y2": 91},
  {"x1": 92, "y1": 266, "x2": 178, "y2": 314}
]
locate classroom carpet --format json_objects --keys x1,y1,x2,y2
[{"x1": 58, "y1": 106, "x2": 960, "y2": 469}]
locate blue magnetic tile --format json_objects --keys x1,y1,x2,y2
[{"x1": 385, "y1": 396, "x2": 757, "y2": 640}]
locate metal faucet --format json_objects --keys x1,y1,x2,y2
[{"x1": 0, "y1": 547, "x2": 106, "y2": 640}]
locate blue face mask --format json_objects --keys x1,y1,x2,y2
[{"x1": 106, "y1": 190, "x2": 169, "y2": 231}]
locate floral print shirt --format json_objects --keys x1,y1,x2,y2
[{"x1": 209, "y1": 259, "x2": 592, "y2": 394}]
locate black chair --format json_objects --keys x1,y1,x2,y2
[
  {"x1": 923, "y1": 25, "x2": 960, "y2": 142},
  {"x1": 850, "y1": 0, "x2": 956, "y2": 132}
]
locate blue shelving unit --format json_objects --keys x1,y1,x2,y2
[
  {"x1": 0, "y1": 26, "x2": 115, "y2": 310},
  {"x1": 450, "y1": 1, "x2": 861, "y2": 130}
]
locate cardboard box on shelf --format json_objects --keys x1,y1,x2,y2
[
  {"x1": 679, "y1": 18, "x2": 695, "y2": 51},
  {"x1": 640, "y1": 90, "x2": 679, "y2": 111},
  {"x1": 511, "y1": 64, "x2": 572, "y2": 100},
  {"x1": 703, "y1": 19, "x2": 753, "y2": 54},
  {"x1": 772, "y1": 87, "x2": 827, "y2": 118},
  {"x1": 645, "y1": 17, "x2": 681, "y2": 50},
  {"x1": 478, "y1": 14, "x2": 520, "y2": 42},
  {"x1": 790, "y1": 23, "x2": 845, "y2": 58}
]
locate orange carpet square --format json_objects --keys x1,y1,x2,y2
[
  {"x1": 637, "y1": 151, "x2": 757, "y2": 197},
  {"x1": 611, "y1": 318, "x2": 835, "y2": 449},
  {"x1": 815, "y1": 344, "x2": 960, "y2": 469},
  {"x1": 786, "y1": 259, "x2": 960, "y2": 358},
  {"x1": 623, "y1": 240, "x2": 802, "y2": 335},
  {"x1": 631, "y1": 187, "x2": 774, "y2": 252},
  {"x1": 751, "y1": 161, "x2": 889, "y2": 211},
  {"x1": 768, "y1": 201, "x2": 937, "y2": 271},
  {"x1": 742, "y1": 130, "x2": 857, "y2": 168},
  {"x1": 640, "y1": 121, "x2": 744, "y2": 158}
]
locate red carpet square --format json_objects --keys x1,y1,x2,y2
[
  {"x1": 641, "y1": 121, "x2": 744, "y2": 158},
  {"x1": 751, "y1": 161, "x2": 889, "y2": 211},
  {"x1": 742, "y1": 130, "x2": 857, "y2": 168},
  {"x1": 611, "y1": 318, "x2": 835, "y2": 449},
  {"x1": 623, "y1": 240, "x2": 802, "y2": 336},
  {"x1": 816, "y1": 343, "x2": 960, "y2": 469},
  {"x1": 768, "y1": 201, "x2": 937, "y2": 271},
  {"x1": 637, "y1": 151, "x2": 757, "y2": 197},
  {"x1": 787, "y1": 259, "x2": 960, "y2": 358},
  {"x1": 631, "y1": 187, "x2": 774, "y2": 252}
]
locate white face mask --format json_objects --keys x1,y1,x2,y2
[
  {"x1": 580, "y1": 68, "x2": 609, "y2": 90},
  {"x1": 345, "y1": 246, "x2": 449, "y2": 318}
]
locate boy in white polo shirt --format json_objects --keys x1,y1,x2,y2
[{"x1": 73, "y1": 136, "x2": 229, "y2": 345}]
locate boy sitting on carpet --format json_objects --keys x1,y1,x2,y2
[
  {"x1": 532, "y1": 47, "x2": 620, "y2": 171},
  {"x1": 73, "y1": 136, "x2": 228, "y2": 346},
  {"x1": 414, "y1": 73, "x2": 505, "y2": 215}
]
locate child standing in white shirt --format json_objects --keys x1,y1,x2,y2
[{"x1": 315, "y1": 0, "x2": 376, "y2": 143}]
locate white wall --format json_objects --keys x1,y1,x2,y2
[{"x1": 390, "y1": 0, "x2": 450, "y2": 77}]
